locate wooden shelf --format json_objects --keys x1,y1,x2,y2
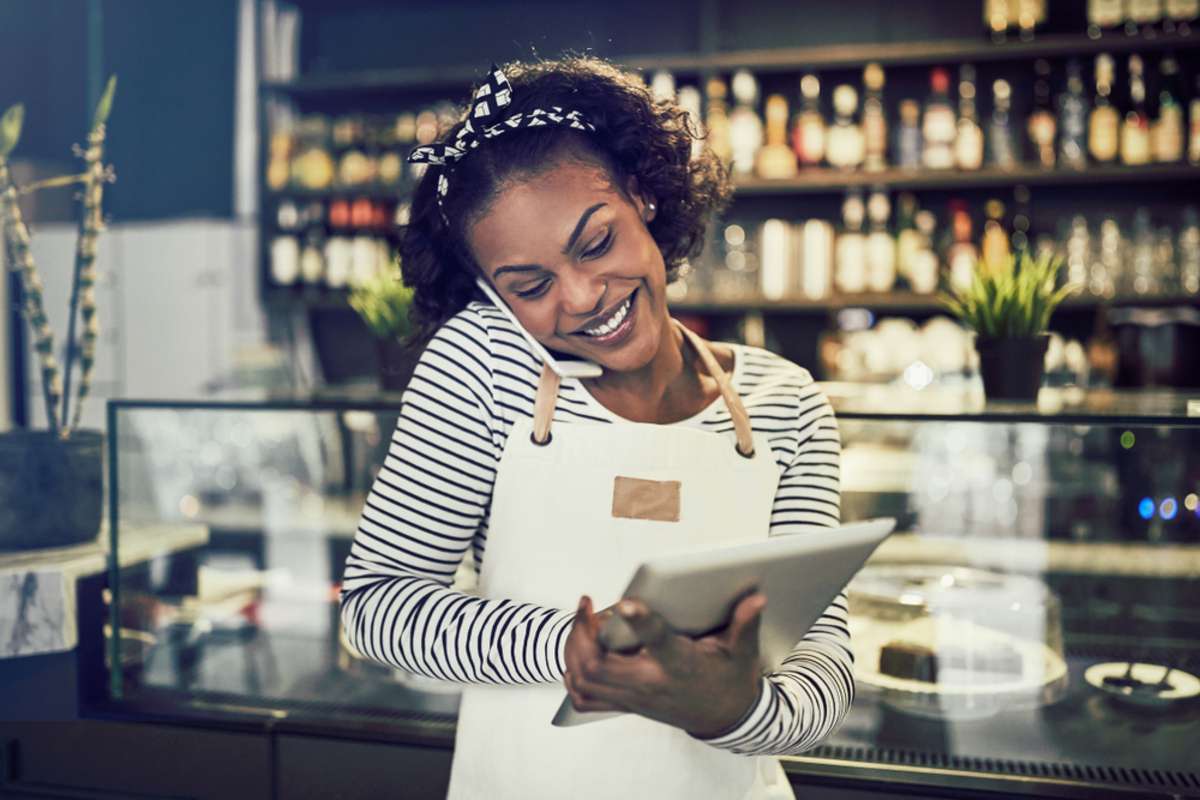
[
  {"x1": 265, "y1": 163, "x2": 1200, "y2": 205},
  {"x1": 262, "y1": 31, "x2": 1200, "y2": 96},
  {"x1": 733, "y1": 163, "x2": 1200, "y2": 194},
  {"x1": 265, "y1": 285, "x2": 1197, "y2": 315}
]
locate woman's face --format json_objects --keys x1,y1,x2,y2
[{"x1": 466, "y1": 158, "x2": 668, "y2": 374}]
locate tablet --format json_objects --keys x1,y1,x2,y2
[{"x1": 552, "y1": 517, "x2": 896, "y2": 727}]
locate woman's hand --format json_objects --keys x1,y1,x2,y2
[{"x1": 561, "y1": 592, "x2": 766, "y2": 737}]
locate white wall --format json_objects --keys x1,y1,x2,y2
[{"x1": 22, "y1": 218, "x2": 266, "y2": 433}]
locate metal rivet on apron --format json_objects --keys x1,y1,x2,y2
[
  {"x1": 530, "y1": 430, "x2": 553, "y2": 447},
  {"x1": 735, "y1": 443, "x2": 755, "y2": 459}
]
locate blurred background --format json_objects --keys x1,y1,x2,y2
[{"x1": 2, "y1": 0, "x2": 1199, "y2": 431}]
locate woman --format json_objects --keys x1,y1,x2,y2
[{"x1": 341, "y1": 57, "x2": 849, "y2": 800}]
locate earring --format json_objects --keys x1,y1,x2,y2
[{"x1": 646, "y1": 201, "x2": 656, "y2": 219}]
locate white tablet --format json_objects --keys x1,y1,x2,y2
[{"x1": 552, "y1": 517, "x2": 896, "y2": 727}]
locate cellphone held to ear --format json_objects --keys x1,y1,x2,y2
[{"x1": 475, "y1": 276, "x2": 604, "y2": 379}]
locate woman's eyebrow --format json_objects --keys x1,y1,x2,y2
[{"x1": 562, "y1": 202, "x2": 607, "y2": 254}]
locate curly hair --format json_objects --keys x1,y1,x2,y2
[{"x1": 399, "y1": 55, "x2": 731, "y2": 344}]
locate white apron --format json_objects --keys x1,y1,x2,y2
[{"x1": 447, "y1": 321, "x2": 795, "y2": 800}]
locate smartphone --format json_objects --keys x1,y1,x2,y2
[{"x1": 475, "y1": 276, "x2": 603, "y2": 379}]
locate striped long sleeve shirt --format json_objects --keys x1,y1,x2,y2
[{"x1": 340, "y1": 301, "x2": 851, "y2": 756}]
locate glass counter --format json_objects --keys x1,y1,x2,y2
[{"x1": 101, "y1": 392, "x2": 1200, "y2": 797}]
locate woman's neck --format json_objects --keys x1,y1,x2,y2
[{"x1": 582, "y1": 314, "x2": 716, "y2": 424}]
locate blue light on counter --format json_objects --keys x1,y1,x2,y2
[
  {"x1": 1138, "y1": 497, "x2": 1155, "y2": 520},
  {"x1": 1159, "y1": 498, "x2": 1178, "y2": 521}
]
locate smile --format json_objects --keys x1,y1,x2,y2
[{"x1": 573, "y1": 288, "x2": 638, "y2": 343}]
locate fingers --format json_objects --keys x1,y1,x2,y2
[
  {"x1": 723, "y1": 591, "x2": 767, "y2": 649},
  {"x1": 563, "y1": 668, "x2": 624, "y2": 713}
]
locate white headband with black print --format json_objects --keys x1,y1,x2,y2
[{"x1": 407, "y1": 64, "x2": 597, "y2": 227}]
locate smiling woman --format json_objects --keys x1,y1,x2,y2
[{"x1": 340, "y1": 57, "x2": 849, "y2": 800}]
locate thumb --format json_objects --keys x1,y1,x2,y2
[
  {"x1": 724, "y1": 592, "x2": 767, "y2": 650},
  {"x1": 616, "y1": 599, "x2": 670, "y2": 650}
]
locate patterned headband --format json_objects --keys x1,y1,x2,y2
[{"x1": 407, "y1": 65, "x2": 597, "y2": 226}]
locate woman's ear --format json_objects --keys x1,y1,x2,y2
[{"x1": 624, "y1": 175, "x2": 657, "y2": 223}]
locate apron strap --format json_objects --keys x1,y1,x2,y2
[
  {"x1": 528, "y1": 321, "x2": 756, "y2": 457},
  {"x1": 532, "y1": 363, "x2": 561, "y2": 445},
  {"x1": 673, "y1": 320, "x2": 756, "y2": 459}
]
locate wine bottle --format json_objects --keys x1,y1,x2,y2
[
  {"x1": 827, "y1": 85, "x2": 865, "y2": 170},
  {"x1": 922, "y1": 68, "x2": 956, "y2": 170},
  {"x1": 1027, "y1": 59, "x2": 1057, "y2": 168},
  {"x1": 862, "y1": 63, "x2": 888, "y2": 172},
  {"x1": 1120, "y1": 54, "x2": 1152, "y2": 165},
  {"x1": 910, "y1": 210, "x2": 940, "y2": 294},
  {"x1": 1152, "y1": 55, "x2": 1185, "y2": 162},
  {"x1": 947, "y1": 201, "x2": 979, "y2": 292},
  {"x1": 705, "y1": 77, "x2": 733, "y2": 166},
  {"x1": 896, "y1": 100, "x2": 922, "y2": 169},
  {"x1": 1059, "y1": 60, "x2": 1088, "y2": 170},
  {"x1": 981, "y1": 198, "x2": 1010, "y2": 273},
  {"x1": 791, "y1": 74, "x2": 826, "y2": 167},
  {"x1": 865, "y1": 189, "x2": 896, "y2": 292},
  {"x1": 895, "y1": 192, "x2": 920, "y2": 289},
  {"x1": 956, "y1": 64, "x2": 984, "y2": 170},
  {"x1": 756, "y1": 94, "x2": 799, "y2": 178},
  {"x1": 729, "y1": 70, "x2": 763, "y2": 175},
  {"x1": 989, "y1": 79, "x2": 1019, "y2": 168},
  {"x1": 835, "y1": 191, "x2": 867, "y2": 294},
  {"x1": 1089, "y1": 54, "x2": 1120, "y2": 163}
]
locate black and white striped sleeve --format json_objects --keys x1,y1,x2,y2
[
  {"x1": 697, "y1": 383, "x2": 852, "y2": 756},
  {"x1": 339, "y1": 309, "x2": 574, "y2": 684}
]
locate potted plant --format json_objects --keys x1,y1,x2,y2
[
  {"x1": 0, "y1": 77, "x2": 117, "y2": 551},
  {"x1": 939, "y1": 251, "x2": 1075, "y2": 401},
  {"x1": 348, "y1": 269, "x2": 417, "y2": 392}
]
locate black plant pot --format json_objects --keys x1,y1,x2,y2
[
  {"x1": 377, "y1": 336, "x2": 418, "y2": 393},
  {"x1": 0, "y1": 429, "x2": 104, "y2": 551},
  {"x1": 975, "y1": 335, "x2": 1050, "y2": 401}
]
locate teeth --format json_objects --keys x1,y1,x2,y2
[{"x1": 583, "y1": 295, "x2": 632, "y2": 337}]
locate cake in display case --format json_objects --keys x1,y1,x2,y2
[{"x1": 98, "y1": 391, "x2": 1200, "y2": 798}]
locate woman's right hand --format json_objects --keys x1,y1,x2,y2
[{"x1": 562, "y1": 596, "x2": 623, "y2": 713}]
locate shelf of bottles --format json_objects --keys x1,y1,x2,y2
[{"x1": 262, "y1": 0, "x2": 1200, "y2": 311}]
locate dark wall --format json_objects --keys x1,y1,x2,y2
[{"x1": 0, "y1": 0, "x2": 237, "y2": 222}]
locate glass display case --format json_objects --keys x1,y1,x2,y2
[{"x1": 100, "y1": 391, "x2": 1200, "y2": 798}]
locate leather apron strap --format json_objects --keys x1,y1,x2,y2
[{"x1": 530, "y1": 319, "x2": 756, "y2": 457}]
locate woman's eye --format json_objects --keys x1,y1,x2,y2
[
  {"x1": 516, "y1": 280, "x2": 551, "y2": 299},
  {"x1": 583, "y1": 231, "x2": 613, "y2": 259}
]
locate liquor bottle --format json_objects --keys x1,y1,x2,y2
[
  {"x1": 865, "y1": 189, "x2": 896, "y2": 292},
  {"x1": 1058, "y1": 60, "x2": 1088, "y2": 169},
  {"x1": 1191, "y1": 76, "x2": 1200, "y2": 165},
  {"x1": 984, "y1": 0, "x2": 1014, "y2": 42},
  {"x1": 910, "y1": 210, "x2": 940, "y2": 294},
  {"x1": 791, "y1": 74, "x2": 826, "y2": 168},
  {"x1": 835, "y1": 191, "x2": 867, "y2": 294},
  {"x1": 1027, "y1": 59, "x2": 1056, "y2": 169},
  {"x1": 1065, "y1": 215, "x2": 1092, "y2": 290},
  {"x1": 1087, "y1": 0, "x2": 1124, "y2": 36},
  {"x1": 756, "y1": 94, "x2": 799, "y2": 178},
  {"x1": 799, "y1": 219, "x2": 835, "y2": 300},
  {"x1": 1153, "y1": 55, "x2": 1185, "y2": 162},
  {"x1": 1010, "y1": 184, "x2": 1032, "y2": 255},
  {"x1": 947, "y1": 201, "x2": 979, "y2": 292},
  {"x1": 826, "y1": 85, "x2": 865, "y2": 170},
  {"x1": 705, "y1": 77, "x2": 733, "y2": 167},
  {"x1": 1089, "y1": 54, "x2": 1120, "y2": 163},
  {"x1": 729, "y1": 70, "x2": 764, "y2": 176},
  {"x1": 981, "y1": 198, "x2": 1010, "y2": 273},
  {"x1": 649, "y1": 70, "x2": 676, "y2": 103},
  {"x1": 1126, "y1": 0, "x2": 1163, "y2": 35},
  {"x1": 300, "y1": 231, "x2": 325, "y2": 285},
  {"x1": 956, "y1": 65, "x2": 984, "y2": 170},
  {"x1": 1129, "y1": 207, "x2": 1156, "y2": 294},
  {"x1": 270, "y1": 236, "x2": 300, "y2": 286},
  {"x1": 1096, "y1": 215, "x2": 1125, "y2": 295},
  {"x1": 895, "y1": 99, "x2": 922, "y2": 169},
  {"x1": 1180, "y1": 205, "x2": 1200, "y2": 294},
  {"x1": 1120, "y1": 54, "x2": 1152, "y2": 165},
  {"x1": 922, "y1": 68, "x2": 956, "y2": 170},
  {"x1": 759, "y1": 219, "x2": 791, "y2": 301},
  {"x1": 895, "y1": 193, "x2": 920, "y2": 289},
  {"x1": 988, "y1": 80, "x2": 1019, "y2": 168},
  {"x1": 862, "y1": 63, "x2": 888, "y2": 171},
  {"x1": 1016, "y1": 0, "x2": 1047, "y2": 40}
]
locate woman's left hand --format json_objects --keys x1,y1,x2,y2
[{"x1": 562, "y1": 592, "x2": 767, "y2": 738}]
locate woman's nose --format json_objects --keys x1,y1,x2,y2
[{"x1": 558, "y1": 270, "x2": 606, "y2": 316}]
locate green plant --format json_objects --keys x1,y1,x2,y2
[
  {"x1": 348, "y1": 269, "x2": 415, "y2": 340},
  {"x1": 1, "y1": 76, "x2": 117, "y2": 437},
  {"x1": 939, "y1": 251, "x2": 1076, "y2": 339}
]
